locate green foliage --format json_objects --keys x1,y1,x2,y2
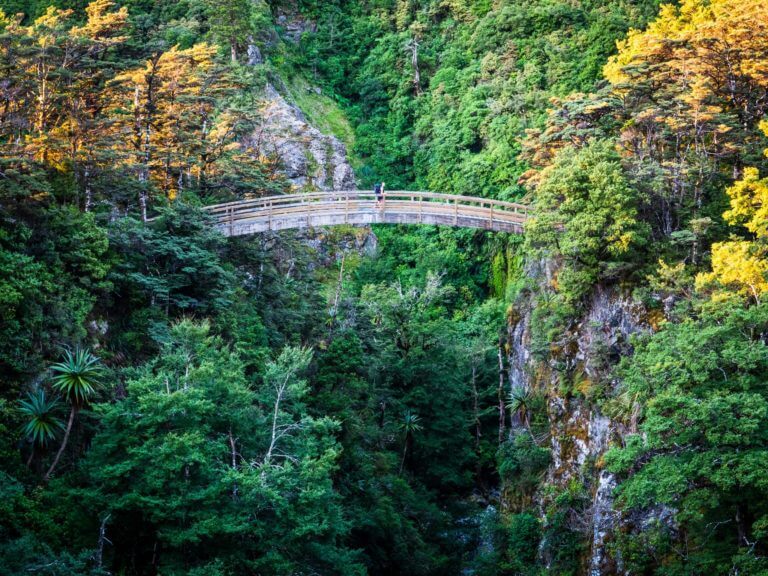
[
  {"x1": 294, "y1": 0, "x2": 661, "y2": 195},
  {"x1": 10, "y1": 0, "x2": 768, "y2": 573},
  {"x1": 500, "y1": 513, "x2": 542, "y2": 575},
  {"x1": 359, "y1": 272, "x2": 476, "y2": 490},
  {"x1": 605, "y1": 299, "x2": 768, "y2": 573},
  {"x1": 18, "y1": 391, "x2": 64, "y2": 448},
  {"x1": 222, "y1": 232, "x2": 326, "y2": 348},
  {"x1": 205, "y1": 0, "x2": 259, "y2": 62},
  {"x1": 497, "y1": 433, "x2": 550, "y2": 495},
  {"x1": 351, "y1": 225, "x2": 492, "y2": 306},
  {"x1": 50, "y1": 348, "x2": 103, "y2": 408},
  {"x1": 399, "y1": 409, "x2": 423, "y2": 435},
  {"x1": 526, "y1": 140, "x2": 648, "y2": 305},
  {"x1": 107, "y1": 204, "x2": 235, "y2": 354},
  {"x1": 0, "y1": 172, "x2": 110, "y2": 382},
  {"x1": 0, "y1": 533, "x2": 106, "y2": 576},
  {"x1": 540, "y1": 481, "x2": 590, "y2": 576},
  {"x1": 79, "y1": 319, "x2": 360, "y2": 574}
]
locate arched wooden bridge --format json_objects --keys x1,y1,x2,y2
[{"x1": 206, "y1": 191, "x2": 529, "y2": 236}]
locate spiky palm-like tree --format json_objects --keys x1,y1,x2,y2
[
  {"x1": 19, "y1": 390, "x2": 64, "y2": 466},
  {"x1": 508, "y1": 388, "x2": 532, "y2": 430},
  {"x1": 399, "y1": 410, "x2": 423, "y2": 474},
  {"x1": 45, "y1": 348, "x2": 103, "y2": 481}
]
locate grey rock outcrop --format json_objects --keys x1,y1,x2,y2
[
  {"x1": 243, "y1": 84, "x2": 356, "y2": 191},
  {"x1": 506, "y1": 285, "x2": 650, "y2": 574},
  {"x1": 276, "y1": 13, "x2": 317, "y2": 43},
  {"x1": 246, "y1": 40, "x2": 263, "y2": 66}
]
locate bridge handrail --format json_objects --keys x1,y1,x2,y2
[{"x1": 205, "y1": 190, "x2": 529, "y2": 215}]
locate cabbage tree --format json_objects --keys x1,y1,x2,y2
[
  {"x1": 45, "y1": 348, "x2": 103, "y2": 481},
  {"x1": 19, "y1": 390, "x2": 63, "y2": 466}
]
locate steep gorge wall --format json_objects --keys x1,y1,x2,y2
[
  {"x1": 243, "y1": 82, "x2": 356, "y2": 191},
  {"x1": 506, "y1": 284, "x2": 651, "y2": 573},
  {"x1": 243, "y1": 6, "x2": 356, "y2": 193}
]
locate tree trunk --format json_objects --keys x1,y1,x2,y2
[
  {"x1": 95, "y1": 513, "x2": 111, "y2": 569},
  {"x1": 84, "y1": 164, "x2": 92, "y2": 212},
  {"x1": 229, "y1": 428, "x2": 239, "y2": 500},
  {"x1": 328, "y1": 252, "x2": 346, "y2": 338},
  {"x1": 264, "y1": 373, "x2": 290, "y2": 465},
  {"x1": 472, "y1": 363, "x2": 485, "y2": 485},
  {"x1": 45, "y1": 406, "x2": 76, "y2": 481},
  {"x1": 472, "y1": 364, "x2": 481, "y2": 452},
  {"x1": 133, "y1": 83, "x2": 151, "y2": 222},
  {"x1": 498, "y1": 339, "x2": 507, "y2": 444},
  {"x1": 409, "y1": 39, "x2": 422, "y2": 95},
  {"x1": 139, "y1": 186, "x2": 148, "y2": 222}
]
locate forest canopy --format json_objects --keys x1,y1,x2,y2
[{"x1": 2, "y1": 0, "x2": 768, "y2": 574}]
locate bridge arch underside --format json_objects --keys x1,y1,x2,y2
[{"x1": 219, "y1": 209, "x2": 524, "y2": 235}]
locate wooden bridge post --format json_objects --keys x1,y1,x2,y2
[
  {"x1": 490, "y1": 202, "x2": 494, "y2": 229},
  {"x1": 454, "y1": 197, "x2": 458, "y2": 225},
  {"x1": 268, "y1": 201, "x2": 272, "y2": 231},
  {"x1": 228, "y1": 206, "x2": 234, "y2": 236},
  {"x1": 419, "y1": 195, "x2": 423, "y2": 223}
]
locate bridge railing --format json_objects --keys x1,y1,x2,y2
[{"x1": 205, "y1": 190, "x2": 529, "y2": 231}]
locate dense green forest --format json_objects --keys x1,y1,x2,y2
[{"x1": 2, "y1": 0, "x2": 768, "y2": 574}]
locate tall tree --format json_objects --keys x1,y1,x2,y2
[
  {"x1": 604, "y1": 0, "x2": 768, "y2": 237},
  {"x1": 45, "y1": 347, "x2": 103, "y2": 480},
  {"x1": 525, "y1": 139, "x2": 648, "y2": 306},
  {"x1": 81, "y1": 320, "x2": 361, "y2": 574},
  {"x1": 206, "y1": 0, "x2": 253, "y2": 64}
]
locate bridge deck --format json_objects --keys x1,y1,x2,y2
[{"x1": 206, "y1": 191, "x2": 529, "y2": 235}]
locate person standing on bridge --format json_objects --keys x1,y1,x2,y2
[{"x1": 374, "y1": 181, "x2": 385, "y2": 208}]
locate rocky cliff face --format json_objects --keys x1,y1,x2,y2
[
  {"x1": 243, "y1": 83, "x2": 356, "y2": 191},
  {"x1": 245, "y1": 4, "x2": 356, "y2": 192},
  {"x1": 506, "y1": 285, "x2": 650, "y2": 574}
]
